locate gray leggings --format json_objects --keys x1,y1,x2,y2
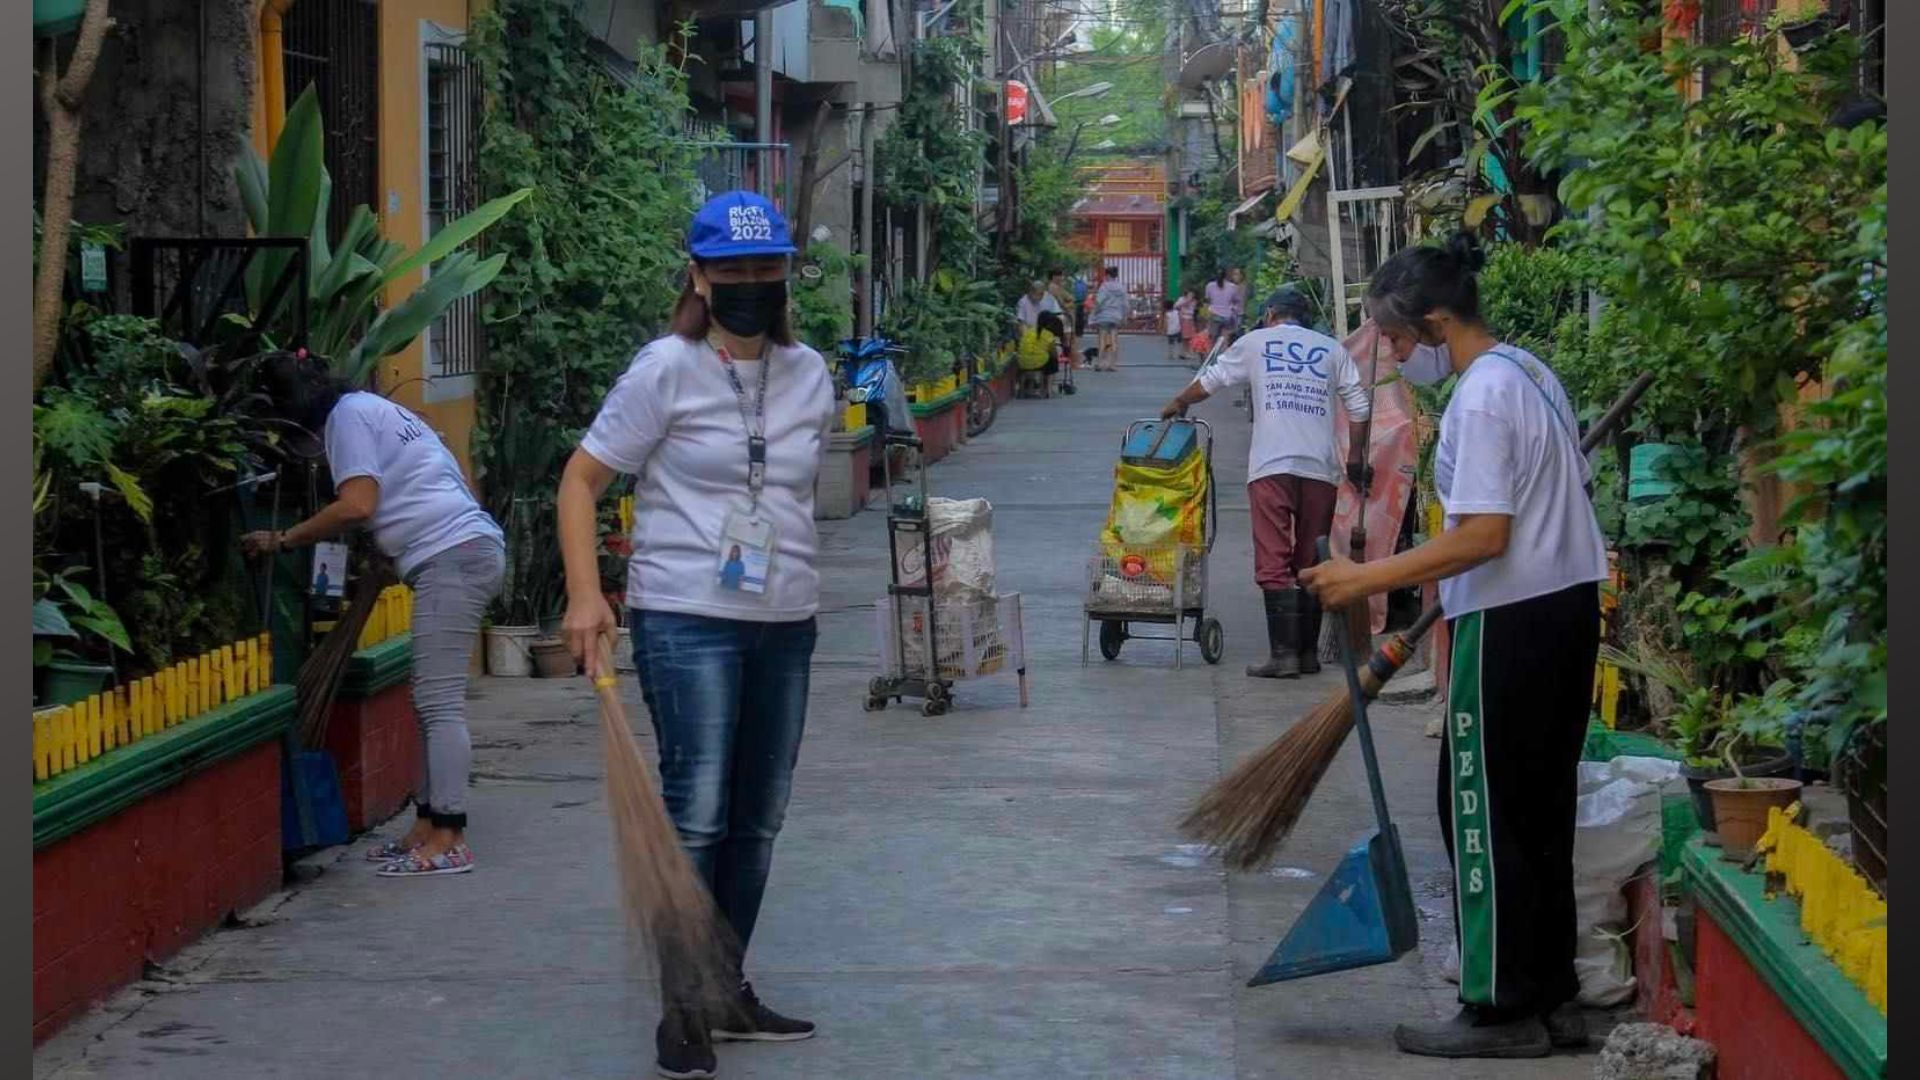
[{"x1": 406, "y1": 537, "x2": 505, "y2": 828}]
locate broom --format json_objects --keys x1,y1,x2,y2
[
  {"x1": 588, "y1": 635, "x2": 746, "y2": 1029},
  {"x1": 1181, "y1": 371, "x2": 1656, "y2": 872},
  {"x1": 295, "y1": 555, "x2": 395, "y2": 749}
]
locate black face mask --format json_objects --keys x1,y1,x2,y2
[{"x1": 707, "y1": 280, "x2": 788, "y2": 338}]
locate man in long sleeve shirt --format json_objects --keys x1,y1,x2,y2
[{"x1": 1162, "y1": 286, "x2": 1371, "y2": 677}]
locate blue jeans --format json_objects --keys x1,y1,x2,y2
[{"x1": 630, "y1": 610, "x2": 817, "y2": 957}]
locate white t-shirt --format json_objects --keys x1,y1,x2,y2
[
  {"x1": 324, "y1": 392, "x2": 503, "y2": 581},
  {"x1": 580, "y1": 335, "x2": 837, "y2": 622},
  {"x1": 1164, "y1": 310, "x2": 1181, "y2": 335},
  {"x1": 1015, "y1": 293, "x2": 1062, "y2": 327},
  {"x1": 1433, "y1": 344, "x2": 1607, "y2": 618},
  {"x1": 1199, "y1": 323, "x2": 1371, "y2": 485}
]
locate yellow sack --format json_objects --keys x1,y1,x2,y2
[
  {"x1": 1101, "y1": 450, "x2": 1208, "y2": 553},
  {"x1": 1017, "y1": 328, "x2": 1057, "y2": 372}
]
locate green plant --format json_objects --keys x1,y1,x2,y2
[
  {"x1": 469, "y1": 3, "x2": 699, "y2": 624},
  {"x1": 793, "y1": 241, "x2": 858, "y2": 353},
  {"x1": 879, "y1": 271, "x2": 1003, "y2": 386},
  {"x1": 33, "y1": 569, "x2": 130, "y2": 668},
  {"x1": 233, "y1": 85, "x2": 530, "y2": 383},
  {"x1": 1722, "y1": 197, "x2": 1886, "y2": 768},
  {"x1": 879, "y1": 36, "x2": 989, "y2": 275},
  {"x1": 1620, "y1": 445, "x2": 1748, "y2": 576},
  {"x1": 1476, "y1": 242, "x2": 1590, "y2": 354}
]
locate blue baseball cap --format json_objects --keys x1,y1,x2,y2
[{"x1": 687, "y1": 191, "x2": 797, "y2": 260}]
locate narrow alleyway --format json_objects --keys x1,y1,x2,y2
[{"x1": 35, "y1": 338, "x2": 1595, "y2": 1079}]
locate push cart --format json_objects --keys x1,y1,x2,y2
[
  {"x1": 1082, "y1": 418, "x2": 1224, "y2": 669},
  {"x1": 864, "y1": 432, "x2": 1030, "y2": 716}
]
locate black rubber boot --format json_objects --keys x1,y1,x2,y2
[
  {"x1": 1246, "y1": 590, "x2": 1302, "y2": 679},
  {"x1": 1296, "y1": 588, "x2": 1324, "y2": 675},
  {"x1": 1393, "y1": 1006, "x2": 1552, "y2": 1059}
]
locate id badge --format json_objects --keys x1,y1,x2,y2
[
  {"x1": 310, "y1": 541, "x2": 349, "y2": 598},
  {"x1": 716, "y1": 509, "x2": 776, "y2": 595}
]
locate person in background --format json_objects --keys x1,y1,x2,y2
[
  {"x1": 1089, "y1": 266, "x2": 1130, "y2": 371},
  {"x1": 1174, "y1": 288, "x2": 1199, "y2": 360},
  {"x1": 1205, "y1": 269, "x2": 1237, "y2": 341},
  {"x1": 1159, "y1": 285, "x2": 1370, "y2": 679},
  {"x1": 1163, "y1": 298, "x2": 1183, "y2": 361},
  {"x1": 242, "y1": 352, "x2": 505, "y2": 879},
  {"x1": 557, "y1": 191, "x2": 832, "y2": 1080},
  {"x1": 1015, "y1": 279, "x2": 1062, "y2": 328},
  {"x1": 1301, "y1": 233, "x2": 1606, "y2": 1059},
  {"x1": 1071, "y1": 270, "x2": 1091, "y2": 344},
  {"x1": 1016, "y1": 310, "x2": 1065, "y2": 397},
  {"x1": 1048, "y1": 269, "x2": 1080, "y2": 356}
]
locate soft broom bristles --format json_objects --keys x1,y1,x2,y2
[
  {"x1": 1182, "y1": 603, "x2": 1428, "y2": 871},
  {"x1": 592, "y1": 643, "x2": 745, "y2": 1028},
  {"x1": 1181, "y1": 693, "x2": 1358, "y2": 872},
  {"x1": 295, "y1": 563, "x2": 393, "y2": 749}
]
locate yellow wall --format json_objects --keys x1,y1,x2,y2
[
  {"x1": 378, "y1": 0, "x2": 480, "y2": 487},
  {"x1": 247, "y1": 1, "x2": 482, "y2": 487}
]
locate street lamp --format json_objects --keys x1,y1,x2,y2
[
  {"x1": 1064, "y1": 113, "x2": 1123, "y2": 162},
  {"x1": 1051, "y1": 81, "x2": 1114, "y2": 105}
]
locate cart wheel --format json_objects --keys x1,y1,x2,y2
[
  {"x1": 922, "y1": 698, "x2": 949, "y2": 717},
  {"x1": 869, "y1": 677, "x2": 891, "y2": 699},
  {"x1": 1199, "y1": 618, "x2": 1225, "y2": 665},
  {"x1": 864, "y1": 695, "x2": 888, "y2": 712},
  {"x1": 1098, "y1": 621, "x2": 1126, "y2": 661}
]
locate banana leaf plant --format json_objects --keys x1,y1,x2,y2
[{"x1": 233, "y1": 85, "x2": 531, "y2": 384}]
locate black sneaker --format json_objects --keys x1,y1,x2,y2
[
  {"x1": 656, "y1": 1012, "x2": 718, "y2": 1080},
  {"x1": 1541, "y1": 1004, "x2": 1590, "y2": 1049},
  {"x1": 1393, "y1": 1007, "x2": 1552, "y2": 1059},
  {"x1": 711, "y1": 981, "x2": 816, "y2": 1043}
]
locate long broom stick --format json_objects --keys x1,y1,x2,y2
[
  {"x1": 589, "y1": 636, "x2": 746, "y2": 1029},
  {"x1": 1181, "y1": 371, "x2": 1655, "y2": 871}
]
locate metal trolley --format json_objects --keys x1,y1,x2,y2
[
  {"x1": 1081, "y1": 418, "x2": 1225, "y2": 669},
  {"x1": 864, "y1": 432, "x2": 1031, "y2": 717}
]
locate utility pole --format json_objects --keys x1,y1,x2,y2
[
  {"x1": 858, "y1": 102, "x2": 877, "y2": 336},
  {"x1": 994, "y1": 17, "x2": 1013, "y2": 260},
  {"x1": 755, "y1": 9, "x2": 774, "y2": 198}
]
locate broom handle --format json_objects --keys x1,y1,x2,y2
[
  {"x1": 1322, "y1": 538, "x2": 1395, "y2": 836},
  {"x1": 1353, "y1": 371, "x2": 1656, "y2": 694}
]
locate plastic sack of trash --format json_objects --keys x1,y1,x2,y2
[
  {"x1": 895, "y1": 498, "x2": 997, "y2": 599},
  {"x1": 1571, "y1": 756, "x2": 1677, "y2": 1006},
  {"x1": 1101, "y1": 450, "x2": 1208, "y2": 553}
]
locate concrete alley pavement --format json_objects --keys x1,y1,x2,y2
[{"x1": 35, "y1": 337, "x2": 1598, "y2": 1079}]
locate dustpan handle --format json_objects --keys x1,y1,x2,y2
[{"x1": 1320, "y1": 537, "x2": 1396, "y2": 837}]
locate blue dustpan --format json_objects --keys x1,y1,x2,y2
[{"x1": 1249, "y1": 539, "x2": 1420, "y2": 987}]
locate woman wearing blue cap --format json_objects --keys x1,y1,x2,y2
[{"x1": 557, "y1": 191, "x2": 834, "y2": 1079}]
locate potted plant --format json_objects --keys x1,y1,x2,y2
[
  {"x1": 1601, "y1": 644, "x2": 1795, "y2": 835},
  {"x1": 1702, "y1": 733, "x2": 1804, "y2": 862},
  {"x1": 33, "y1": 568, "x2": 129, "y2": 707}
]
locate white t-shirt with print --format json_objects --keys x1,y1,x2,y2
[
  {"x1": 324, "y1": 392, "x2": 503, "y2": 581},
  {"x1": 1433, "y1": 344, "x2": 1607, "y2": 618},
  {"x1": 1015, "y1": 293, "x2": 1062, "y2": 327},
  {"x1": 580, "y1": 335, "x2": 837, "y2": 622},
  {"x1": 1199, "y1": 323, "x2": 1371, "y2": 485}
]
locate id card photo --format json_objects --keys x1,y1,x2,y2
[{"x1": 717, "y1": 512, "x2": 773, "y2": 595}]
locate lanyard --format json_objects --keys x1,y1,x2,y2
[{"x1": 711, "y1": 339, "x2": 771, "y2": 509}]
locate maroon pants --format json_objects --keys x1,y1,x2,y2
[{"x1": 1249, "y1": 473, "x2": 1338, "y2": 590}]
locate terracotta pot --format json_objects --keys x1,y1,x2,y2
[
  {"x1": 530, "y1": 639, "x2": 577, "y2": 679},
  {"x1": 1704, "y1": 777, "x2": 1803, "y2": 861}
]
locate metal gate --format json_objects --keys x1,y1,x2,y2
[
  {"x1": 425, "y1": 40, "x2": 483, "y2": 387},
  {"x1": 685, "y1": 140, "x2": 795, "y2": 214},
  {"x1": 282, "y1": 0, "x2": 380, "y2": 241},
  {"x1": 1107, "y1": 256, "x2": 1165, "y2": 333}
]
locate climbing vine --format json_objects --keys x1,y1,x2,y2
[
  {"x1": 469, "y1": 1, "x2": 699, "y2": 621},
  {"x1": 878, "y1": 35, "x2": 988, "y2": 276}
]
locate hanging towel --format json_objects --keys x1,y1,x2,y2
[{"x1": 1266, "y1": 19, "x2": 1298, "y2": 126}]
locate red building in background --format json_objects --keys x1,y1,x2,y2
[{"x1": 1066, "y1": 161, "x2": 1167, "y2": 332}]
